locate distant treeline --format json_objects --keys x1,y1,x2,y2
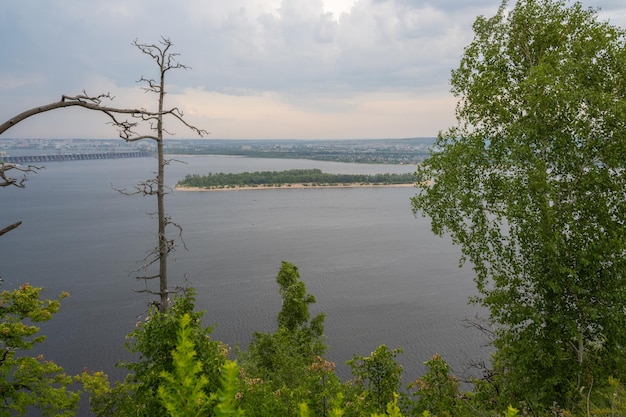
[
  {"x1": 166, "y1": 146, "x2": 429, "y2": 164},
  {"x1": 178, "y1": 168, "x2": 417, "y2": 188}
]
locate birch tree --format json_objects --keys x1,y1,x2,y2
[{"x1": 411, "y1": 0, "x2": 626, "y2": 411}]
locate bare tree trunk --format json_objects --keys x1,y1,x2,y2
[{"x1": 156, "y1": 58, "x2": 169, "y2": 312}]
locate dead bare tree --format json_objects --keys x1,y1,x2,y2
[
  {"x1": 116, "y1": 38, "x2": 207, "y2": 312},
  {"x1": 0, "y1": 38, "x2": 206, "y2": 312}
]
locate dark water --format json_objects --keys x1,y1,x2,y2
[{"x1": 1, "y1": 155, "x2": 489, "y2": 390}]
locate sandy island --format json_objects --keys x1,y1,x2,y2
[{"x1": 176, "y1": 183, "x2": 417, "y2": 192}]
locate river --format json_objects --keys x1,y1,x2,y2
[{"x1": 0, "y1": 155, "x2": 490, "y2": 389}]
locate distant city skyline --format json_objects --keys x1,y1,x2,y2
[
  {"x1": 2, "y1": 1, "x2": 625, "y2": 140},
  {"x1": 0, "y1": 137, "x2": 434, "y2": 165}
]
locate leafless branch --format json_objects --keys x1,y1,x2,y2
[
  {"x1": 133, "y1": 286, "x2": 182, "y2": 297},
  {"x1": 0, "y1": 92, "x2": 207, "y2": 141},
  {"x1": 133, "y1": 37, "x2": 189, "y2": 72},
  {"x1": 460, "y1": 359, "x2": 496, "y2": 385},
  {"x1": 112, "y1": 178, "x2": 160, "y2": 196},
  {"x1": 125, "y1": 240, "x2": 162, "y2": 277},
  {"x1": 135, "y1": 274, "x2": 160, "y2": 281},
  {"x1": 165, "y1": 216, "x2": 188, "y2": 251},
  {"x1": 133, "y1": 288, "x2": 162, "y2": 296},
  {"x1": 0, "y1": 164, "x2": 42, "y2": 237},
  {"x1": 137, "y1": 252, "x2": 160, "y2": 272},
  {"x1": 0, "y1": 221, "x2": 22, "y2": 237},
  {"x1": 0, "y1": 163, "x2": 42, "y2": 188},
  {"x1": 164, "y1": 157, "x2": 188, "y2": 166},
  {"x1": 0, "y1": 93, "x2": 145, "y2": 136},
  {"x1": 137, "y1": 76, "x2": 158, "y2": 91},
  {"x1": 167, "y1": 107, "x2": 208, "y2": 136},
  {"x1": 463, "y1": 314, "x2": 496, "y2": 343}
]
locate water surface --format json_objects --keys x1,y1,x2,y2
[{"x1": 0, "y1": 155, "x2": 489, "y2": 385}]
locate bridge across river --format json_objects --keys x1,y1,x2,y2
[{"x1": 0, "y1": 151, "x2": 151, "y2": 164}]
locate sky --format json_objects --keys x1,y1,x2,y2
[{"x1": 1, "y1": 0, "x2": 625, "y2": 140}]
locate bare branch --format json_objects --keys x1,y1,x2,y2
[
  {"x1": 0, "y1": 221, "x2": 22, "y2": 237},
  {"x1": 133, "y1": 251, "x2": 160, "y2": 273},
  {"x1": 0, "y1": 93, "x2": 207, "y2": 142},
  {"x1": 0, "y1": 163, "x2": 42, "y2": 188},
  {"x1": 165, "y1": 107, "x2": 208, "y2": 137},
  {"x1": 165, "y1": 216, "x2": 188, "y2": 251},
  {"x1": 138, "y1": 76, "x2": 160, "y2": 93},
  {"x1": 463, "y1": 314, "x2": 496, "y2": 344},
  {"x1": 123, "y1": 135, "x2": 159, "y2": 142},
  {"x1": 164, "y1": 157, "x2": 188, "y2": 166},
  {"x1": 112, "y1": 178, "x2": 159, "y2": 196},
  {"x1": 133, "y1": 287, "x2": 181, "y2": 296},
  {"x1": 1, "y1": 94, "x2": 155, "y2": 136},
  {"x1": 133, "y1": 288, "x2": 162, "y2": 296},
  {"x1": 135, "y1": 274, "x2": 160, "y2": 281},
  {"x1": 460, "y1": 359, "x2": 496, "y2": 385},
  {"x1": 61, "y1": 91, "x2": 115, "y2": 104}
]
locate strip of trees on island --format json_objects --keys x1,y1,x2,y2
[{"x1": 177, "y1": 168, "x2": 417, "y2": 189}]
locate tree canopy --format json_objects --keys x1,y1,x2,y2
[
  {"x1": 178, "y1": 169, "x2": 416, "y2": 189},
  {"x1": 411, "y1": 0, "x2": 626, "y2": 412},
  {"x1": 0, "y1": 285, "x2": 79, "y2": 416}
]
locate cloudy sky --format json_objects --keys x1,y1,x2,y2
[{"x1": 1, "y1": 1, "x2": 625, "y2": 140}]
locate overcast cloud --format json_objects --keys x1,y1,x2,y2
[{"x1": 1, "y1": 0, "x2": 625, "y2": 139}]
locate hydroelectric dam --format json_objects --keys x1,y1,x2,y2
[{"x1": 0, "y1": 151, "x2": 151, "y2": 164}]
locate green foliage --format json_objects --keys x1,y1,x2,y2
[
  {"x1": 212, "y1": 361, "x2": 245, "y2": 417},
  {"x1": 0, "y1": 284, "x2": 80, "y2": 416},
  {"x1": 86, "y1": 289, "x2": 227, "y2": 417},
  {"x1": 504, "y1": 405, "x2": 519, "y2": 417},
  {"x1": 576, "y1": 377, "x2": 626, "y2": 416},
  {"x1": 346, "y1": 344, "x2": 403, "y2": 416},
  {"x1": 242, "y1": 262, "x2": 326, "y2": 386},
  {"x1": 371, "y1": 393, "x2": 404, "y2": 417},
  {"x1": 80, "y1": 272, "x2": 534, "y2": 417},
  {"x1": 411, "y1": 0, "x2": 626, "y2": 411},
  {"x1": 158, "y1": 313, "x2": 211, "y2": 417},
  {"x1": 241, "y1": 330, "x2": 342, "y2": 416},
  {"x1": 78, "y1": 369, "x2": 120, "y2": 416},
  {"x1": 178, "y1": 169, "x2": 416, "y2": 189},
  {"x1": 238, "y1": 262, "x2": 334, "y2": 417},
  {"x1": 276, "y1": 261, "x2": 316, "y2": 331},
  {"x1": 145, "y1": 310, "x2": 245, "y2": 417},
  {"x1": 300, "y1": 392, "x2": 408, "y2": 417},
  {"x1": 275, "y1": 262, "x2": 326, "y2": 348},
  {"x1": 0, "y1": 284, "x2": 66, "y2": 349},
  {"x1": 407, "y1": 354, "x2": 476, "y2": 417}
]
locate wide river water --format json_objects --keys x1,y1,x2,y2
[{"x1": 1, "y1": 155, "x2": 490, "y2": 387}]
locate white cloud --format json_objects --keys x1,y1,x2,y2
[
  {"x1": 1, "y1": 0, "x2": 625, "y2": 139},
  {"x1": 323, "y1": 0, "x2": 356, "y2": 18},
  {"x1": 0, "y1": 73, "x2": 45, "y2": 91}
]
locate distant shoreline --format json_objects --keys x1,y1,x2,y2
[{"x1": 176, "y1": 183, "x2": 416, "y2": 192}]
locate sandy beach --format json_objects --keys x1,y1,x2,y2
[{"x1": 175, "y1": 183, "x2": 416, "y2": 192}]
